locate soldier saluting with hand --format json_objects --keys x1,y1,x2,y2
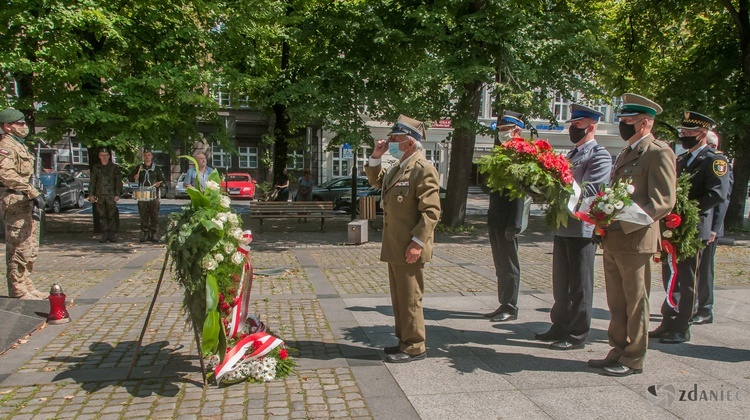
[{"x1": 0, "y1": 108, "x2": 47, "y2": 300}]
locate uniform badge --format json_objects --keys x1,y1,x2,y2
[
  {"x1": 395, "y1": 181, "x2": 410, "y2": 187},
  {"x1": 397, "y1": 195, "x2": 404, "y2": 203},
  {"x1": 713, "y1": 160, "x2": 728, "y2": 176},
  {"x1": 0, "y1": 149, "x2": 9, "y2": 156}
]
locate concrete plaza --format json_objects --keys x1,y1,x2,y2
[{"x1": 1, "y1": 199, "x2": 749, "y2": 419}]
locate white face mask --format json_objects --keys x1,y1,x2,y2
[
  {"x1": 500, "y1": 130, "x2": 513, "y2": 141},
  {"x1": 13, "y1": 125, "x2": 29, "y2": 138}
]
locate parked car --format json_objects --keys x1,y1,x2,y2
[
  {"x1": 222, "y1": 172, "x2": 256, "y2": 199},
  {"x1": 335, "y1": 186, "x2": 447, "y2": 213},
  {"x1": 173, "y1": 173, "x2": 189, "y2": 198},
  {"x1": 75, "y1": 169, "x2": 90, "y2": 196},
  {"x1": 40, "y1": 171, "x2": 86, "y2": 213},
  {"x1": 312, "y1": 177, "x2": 371, "y2": 204}
]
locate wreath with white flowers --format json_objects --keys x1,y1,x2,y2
[{"x1": 166, "y1": 156, "x2": 296, "y2": 385}]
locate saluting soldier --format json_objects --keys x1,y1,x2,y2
[
  {"x1": 89, "y1": 147, "x2": 122, "y2": 243},
  {"x1": 365, "y1": 115, "x2": 441, "y2": 363},
  {"x1": 535, "y1": 104, "x2": 612, "y2": 350},
  {"x1": 484, "y1": 110, "x2": 527, "y2": 323},
  {"x1": 692, "y1": 131, "x2": 732, "y2": 325},
  {"x1": 129, "y1": 148, "x2": 166, "y2": 243},
  {"x1": 0, "y1": 108, "x2": 47, "y2": 300},
  {"x1": 650, "y1": 112, "x2": 731, "y2": 343},
  {"x1": 588, "y1": 93, "x2": 676, "y2": 376}
]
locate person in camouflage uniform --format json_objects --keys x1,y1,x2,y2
[
  {"x1": 0, "y1": 108, "x2": 47, "y2": 300},
  {"x1": 129, "y1": 149, "x2": 166, "y2": 242},
  {"x1": 89, "y1": 147, "x2": 122, "y2": 243}
]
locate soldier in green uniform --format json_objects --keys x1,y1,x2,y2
[
  {"x1": 89, "y1": 147, "x2": 122, "y2": 243},
  {"x1": 129, "y1": 149, "x2": 166, "y2": 242},
  {"x1": 0, "y1": 108, "x2": 47, "y2": 300}
]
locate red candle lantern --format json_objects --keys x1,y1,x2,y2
[{"x1": 47, "y1": 283, "x2": 71, "y2": 324}]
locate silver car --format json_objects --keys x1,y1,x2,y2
[
  {"x1": 311, "y1": 177, "x2": 371, "y2": 203},
  {"x1": 40, "y1": 171, "x2": 86, "y2": 213}
]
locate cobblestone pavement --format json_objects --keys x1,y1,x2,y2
[{"x1": 0, "y1": 210, "x2": 748, "y2": 419}]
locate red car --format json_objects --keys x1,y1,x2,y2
[{"x1": 222, "y1": 173, "x2": 256, "y2": 199}]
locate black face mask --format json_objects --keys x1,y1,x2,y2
[
  {"x1": 680, "y1": 136, "x2": 699, "y2": 150},
  {"x1": 568, "y1": 126, "x2": 588, "y2": 144},
  {"x1": 619, "y1": 121, "x2": 637, "y2": 141}
]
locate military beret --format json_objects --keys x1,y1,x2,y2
[
  {"x1": 565, "y1": 103, "x2": 604, "y2": 123},
  {"x1": 388, "y1": 115, "x2": 426, "y2": 142},
  {"x1": 616, "y1": 93, "x2": 663, "y2": 117},
  {"x1": 678, "y1": 111, "x2": 715, "y2": 130},
  {"x1": 498, "y1": 110, "x2": 525, "y2": 129},
  {"x1": 0, "y1": 108, "x2": 24, "y2": 124}
]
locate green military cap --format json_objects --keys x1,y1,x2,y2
[
  {"x1": 616, "y1": 93, "x2": 663, "y2": 117},
  {"x1": 0, "y1": 108, "x2": 24, "y2": 124}
]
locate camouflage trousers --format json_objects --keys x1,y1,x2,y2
[
  {"x1": 137, "y1": 199, "x2": 159, "y2": 239},
  {"x1": 1, "y1": 193, "x2": 41, "y2": 298},
  {"x1": 95, "y1": 196, "x2": 118, "y2": 235}
]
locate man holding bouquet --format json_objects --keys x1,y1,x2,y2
[
  {"x1": 484, "y1": 110, "x2": 527, "y2": 323},
  {"x1": 588, "y1": 93, "x2": 676, "y2": 376},
  {"x1": 650, "y1": 112, "x2": 730, "y2": 343},
  {"x1": 536, "y1": 104, "x2": 611, "y2": 350}
]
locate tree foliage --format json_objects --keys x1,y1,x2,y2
[{"x1": 602, "y1": 0, "x2": 750, "y2": 228}]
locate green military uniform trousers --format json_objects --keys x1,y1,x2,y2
[{"x1": 1, "y1": 192, "x2": 40, "y2": 298}]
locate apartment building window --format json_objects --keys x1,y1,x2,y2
[
  {"x1": 238, "y1": 147, "x2": 258, "y2": 168},
  {"x1": 4, "y1": 78, "x2": 18, "y2": 100},
  {"x1": 355, "y1": 146, "x2": 371, "y2": 175},
  {"x1": 212, "y1": 146, "x2": 232, "y2": 168},
  {"x1": 212, "y1": 83, "x2": 231, "y2": 108},
  {"x1": 552, "y1": 94, "x2": 572, "y2": 122},
  {"x1": 332, "y1": 146, "x2": 350, "y2": 177},
  {"x1": 290, "y1": 150, "x2": 304, "y2": 170},
  {"x1": 71, "y1": 142, "x2": 88, "y2": 164},
  {"x1": 610, "y1": 97, "x2": 623, "y2": 123},
  {"x1": 424, "y1": 149, "x2": 440, "y2": 167}
]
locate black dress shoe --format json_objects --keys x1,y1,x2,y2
[
  {"x1": 484, "y1": 306, "x2": 505, "y2": 318},
  {"x1": 690, "y1": 314, "x2": 713, "y2": 325},
  {"x1": 384, "y1": 345, "x2": 400, "y2": 355},
  {"x1": 587, "y1": 358, "x2": 617, "y2": 368},
  {"x1": 535, "y1": 330, "x2": 564, "y2": 342},
  {"x1": 490, "y1": 311, "x2": 517, "y2": 322},
  {"x1": 602, "y1": 363, "x2": 642, "y2": 377},
  {"x1": 385, "y1": 351, "x2": 426, "y2": 363},
  {"x1": 660, "y1": 331, "x2": 690, "y2": 344},
  {"x1": 99, "y1": 235, "x2": 108, "y2": 243},
  {"x1": 648, "y1": 324, "x2": 671, "y2": 338},
  {"x1": 549, "y1": 340, "x2": 585, "y2": 350}
]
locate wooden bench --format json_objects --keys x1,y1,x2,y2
[{"x1": 249, "y1": 201, "x2": 336, "y2": 232}]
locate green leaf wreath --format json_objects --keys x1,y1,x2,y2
[{"x1": 659, "y1": 172, "x2": 704, "y2": 262}]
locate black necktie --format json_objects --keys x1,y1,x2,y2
[{"x1": 568, "y1": 148, "x2": 578, "y2": 159}]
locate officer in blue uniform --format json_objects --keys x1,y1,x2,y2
[
  {"x1": 535, "y1": 104, "x2": 612, "y2": 350},
  {"x1": 650, "y1": 112, "x2": 731, "y2": 344},
  {"x1": 692, "y1": 131, "x2": 732, "y2": 325},
  {"x1": 484, "y1": 111, "x2": 527, "y2": 322}
]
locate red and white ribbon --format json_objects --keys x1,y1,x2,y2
[
  {"x1": 214, "y1": 331, "x2": 284, "y2": 383},
  {"x1": 661, "y1": 239, "x2": 678, "y2": 310},
  {"x1": 227, "y1": 231, "x2": 255, "y2": 339}
]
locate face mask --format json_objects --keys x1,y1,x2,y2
[
  {"x1": 14, "y1": 125, "x2": 29, "y2": 139},
  {"x1": 680, "y1": 136, "x2": 699, "y2": 150},
  {"x1": 500, "y1": 131, "x2": 513, "y2": 141},
  {"x1": 618, "y1": 120, "x2": 637, "y2": 141},
  {"x1": 388, "y1": 142, "x2": 404, "y2": 159},
  {"x1": 568, "y1": 125, "x2": 588, "y2": 144}
]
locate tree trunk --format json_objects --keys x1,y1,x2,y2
[{"x1": 441, "y1": 80, "x2": 483, "y2": 227}]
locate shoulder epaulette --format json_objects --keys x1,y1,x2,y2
[{"x1": 652, "y1": 139, "x2": 670, "y2": 148}]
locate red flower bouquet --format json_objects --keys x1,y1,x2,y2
[{"x1": 479, "y1": 137, "x2": 574, "y2": 228}]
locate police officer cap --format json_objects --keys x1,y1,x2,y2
[
  {"x1": 387, "y1": 115, "x2": 426, "y2": 142},
  {"x1": 0, "y1": 108, "x2": 24, "y2": 124},
  {"x1": 677, "y1": 111, "x2": 716, "y2": 130},
  {"x1": 565, "y1": 103, "x2": 604, "y2": 123},
  {"x1": 498, "y1": 110, "x2": 525, "y2": 129},
  {"x1": 615, "y1": 93, "x2": 663, "y2": 117}
]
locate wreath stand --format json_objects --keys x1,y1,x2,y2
[{"x1": 126, "y1": 253, "x2": 209, "y2": 386}]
